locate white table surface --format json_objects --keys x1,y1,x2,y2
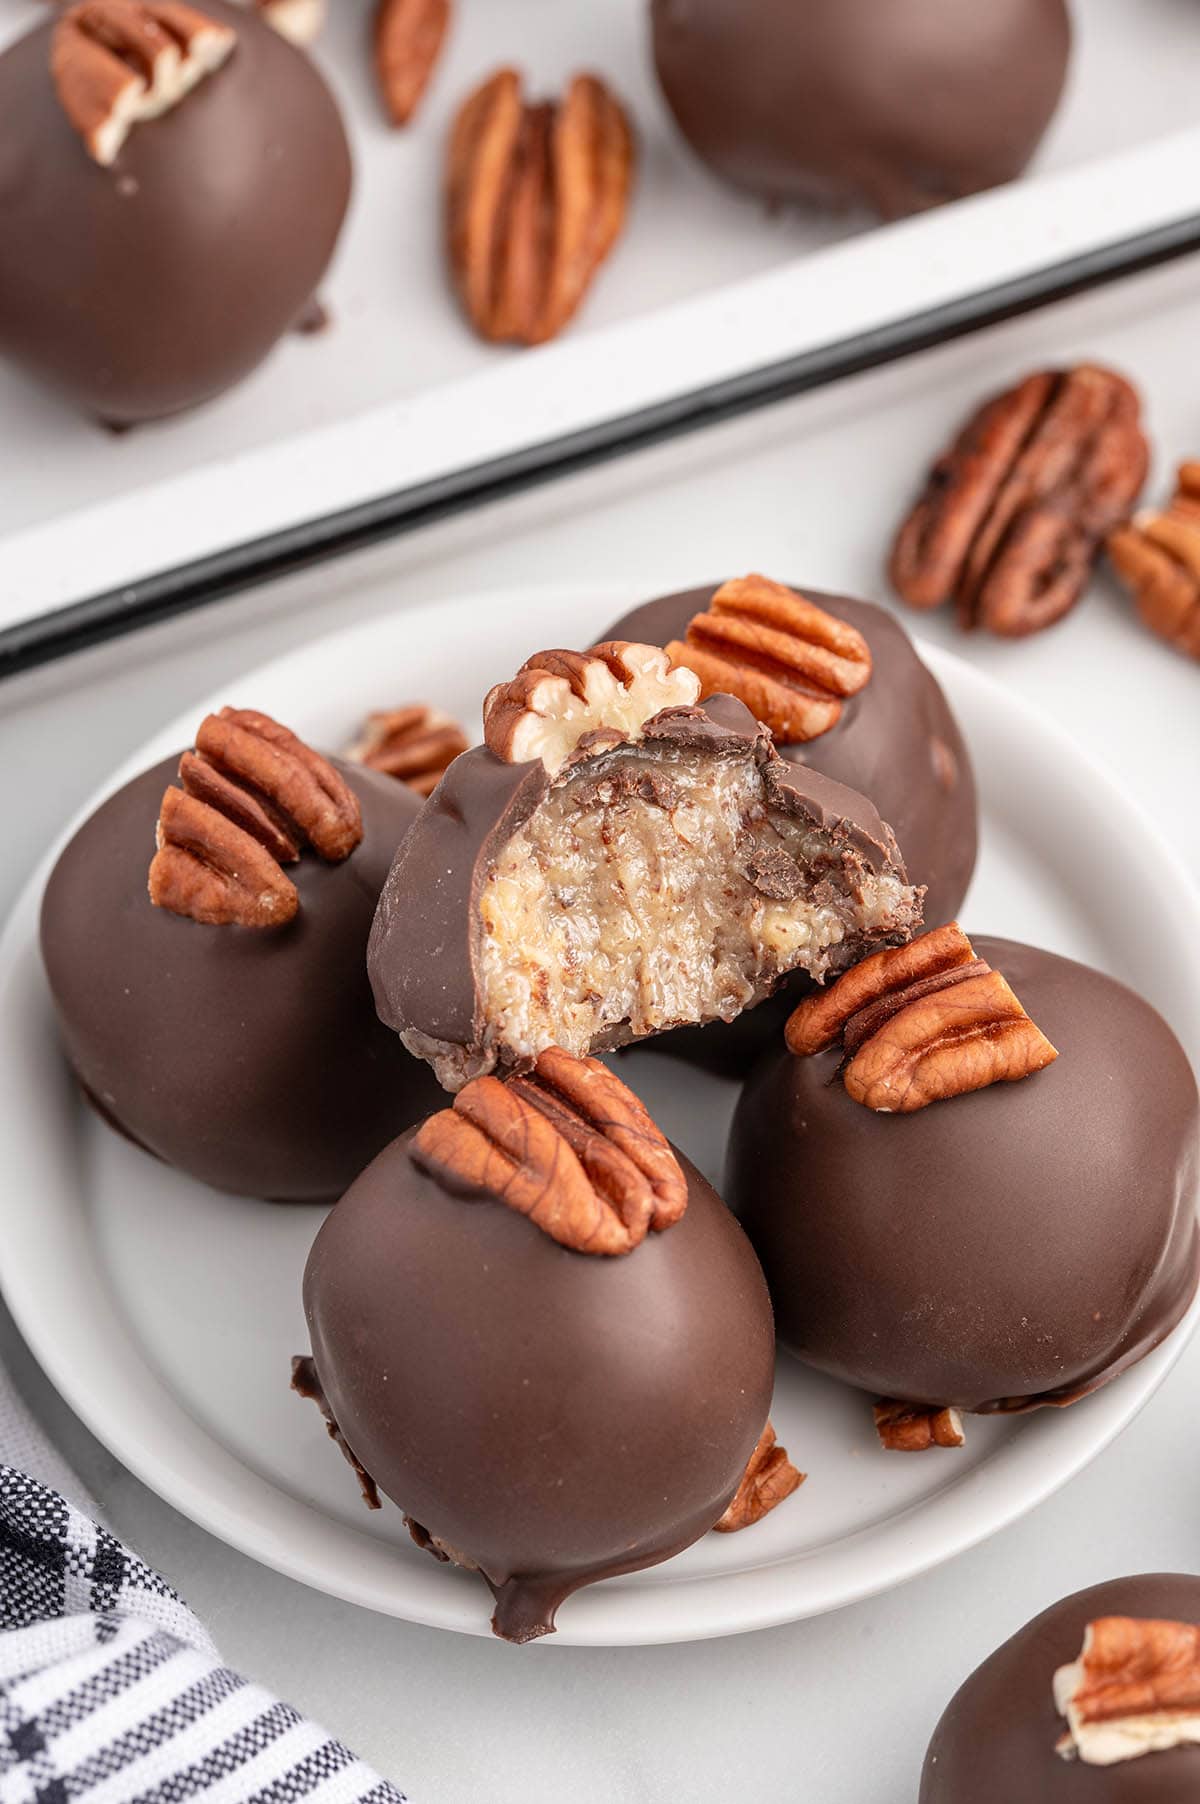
[{"x1": 2, "y1": 255, "x2": 1199, "y2": 1804}]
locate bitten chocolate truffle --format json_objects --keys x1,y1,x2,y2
[
  {"x1": 41, "y1": 709, "x2": 442, "y2": 1203},
  {"x1": 650, "y1": 0, "x2": 1071, "y2": 220},
  {"x1": 296, "y1": 1051, "x2": 792, "y2": 1641},
  {"x1": 0, "y1": 0, "x2": 351, "y2": 424},
  {"x1": 727, "y1": 932, "x2": 1199, "y2": 1415},
  {"x1": 922, "y1": 1576, "x2": 1200, "y2": 1799},
  {"x1": 368, "y1": 641, "x2": 924, "y2": 1090}
]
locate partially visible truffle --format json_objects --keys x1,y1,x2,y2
[
  {"x1": 41, "y1": 724, "x2": 441, "y2": 1203},
  {"x1": 727, "y1": 936, "x2": 1199, "y2": 1412},
  {"x1": 650, "y1": 0, "x2": 1071, "y2": 220},
  {"x1": 0, "y1": 0, "x2": 351, "y2": 424},
  {"x1": 296, "y1": 1052, "x2": 783, "y2": 1641},
  {"x1": 922, "y1": 1576, "x2": 1200, "y2": 1800}
]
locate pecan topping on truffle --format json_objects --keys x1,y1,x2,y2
[
  {"x1": 889, "y1": 365, "x2": 1148, "y2": 636},
  {"x1": 483, "y1": 641, "x2": 700, "y2": 774},
  {"x1": 447, "y1": 67, "x2": 634, "y2": 345},
  {"x1": 149, "y1": 707, "x2": 362, "y2": 926},
  {"x1": 1108, "y1": 463, "x2": 1200, "y2": 660},
  {"x1": 1054, "y1": 1617, "x2": 1200, "y2": 1765},
  {"x1": 713, "y1": 1422, "x2": 804, "y2": 1531},
  {"x1": 374, "y1": 0, "x2": 450, "y2": 125},
  {"x1": 409, "y1": 1048, "x2": 687, "y2": 1254},
  {"x1": 345, "y1": 704, "x2": 469, "y2": 796},
  {"x1": 873, "y1": 1399, "x2": 965, "y2": 1453},
  {"x1": 785, "y1": 923, "x2": 1058, "y2": 1111},
  {"x1": 664, "y1": 574, "x2": 872, "y2": 743},
  {"x1": 52, "y1": 0, "x2": 237, "y2": 166}
]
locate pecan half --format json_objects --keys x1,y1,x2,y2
[
  {"x1": 408, "y1": 1047, "x2": 687, "y2": 1254},
  {"x1": 664, "y1": 574, "x2": 872, "y2": 743},
  {"x1": 148, "y1": 707, "x2": 361, "y2": 926},
  {"x1": 874, "y1": 1400, "x2": 964, "y2": 1452},
  {"x1": 1108, "y1": 463, "x2": 1200, "y2": 660},
  {"x1": 255, "y1": 0, "x2": 325, "y2": 45},
  {"x1": 785, "y1": 923, "x2": 1058, "y2": 1111},
  {"x1": 344, "y1": 704, "x2": 468, "y2": 797},
  {"x1": 53, "y1": 0, "x2": 236, "y2": 166},
  {"x1": 890, "y1": 365, "x2": 1148, "y2": 636},
  {"x1": 713, "y1": 1421, "x2": 804, "y2": 1531},
  {"x1": 374, "y1": 0, "x2": 449, "y2": 125},
  {"x1": 446, "y1": 67, "x2": 634, "y2": 346},
  {"x1": 1054, "y1": 1617, "x2": 1200, "y2": 1765},
  {"x1": 483, "y1": 641, "x2": 699, "y2": 775}
]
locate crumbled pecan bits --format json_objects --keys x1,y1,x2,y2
[
  {"x1": 889, "y1": 364, "x2": 1148, "y2": 636},
  {"x1": 344, "y1": 704, "x2": 468, "y2": 797},
  {"x1": 1108, "y1": 464, "x2": 1200, "y2": 660},
  {"x1": 52, "y1": 0, "x2": 236, "y2": 166},
  {"x1": 664, "y1": 574, "x2": 872, "y2": 744},
  {"x1": 483, "y1": 641, "x2": 699, "y2": 775},
  {"x1": 874, "y1": 1400, "x2": 964, "y2": 1452},
  {"x1": 713, "y1": 1422, "x2": 804, "y2": 1531},
  {"x1": 374, "y1": 0, "x2": 449, "y2": 125},
  {"x1": 408, "y1": 1048, "x2": 687, "y2": 1254},
  {"x1": 256, "y1": 0, "x2": 325, "y2": 46},
  {"x1": 446, "y1": 67, "x2": 634, "y2": 346},
  {"x1": 785, "y1": 923, "x2": 1058, "y2": 1112},
  {"x1": 1054, "y1": 1616, "x2": 1200, "y2": 1764},
  {"x1": 150, "y1": 786, "x2": 299, "y2": 926}
]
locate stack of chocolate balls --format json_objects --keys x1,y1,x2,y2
[{"x1": 41, "y1": 576, "x2": 1199, "y2": 1648}]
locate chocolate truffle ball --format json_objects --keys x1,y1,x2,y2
[
  {"x1": 0, "y1": 0, "x2": 351, "y2": 424},
  {"x1": 650, "y1": 0, "x2": 1071, "y2": 220},
  {"x1": 298, "y1": 1054, "x2": 779, "y2": 1641},
  {"x1": 727, "y1": 937, "x2": 1199, "y2": 1411},
  {"x1": 368, "y1": 643, "x2": 922, "y2": 1091},
  {"x1": 41, "y1": 737, "x2": 442, "y2": 1203},
  {"x1": 922, "y1": 1576, "x2": 1200, "y2": 1800}
]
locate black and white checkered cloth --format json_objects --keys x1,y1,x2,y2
[{"x1": 0, "y1": 1372, "x2": 405, "y2": 1804}]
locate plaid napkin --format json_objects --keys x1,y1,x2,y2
[{"x1": 0, "y1": 1364, "x2": 405, "y2": 1804}]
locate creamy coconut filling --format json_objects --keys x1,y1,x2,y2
[{"x1": 456, "y1": 745, "x2": 910, "y2": 1082}]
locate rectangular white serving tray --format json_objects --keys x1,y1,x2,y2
[{"x1": 3, "y1": 0, "x2": 1200, "y2": 636}]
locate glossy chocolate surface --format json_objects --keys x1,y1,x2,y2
[
  {"x1": 368, "y1": 693, "x2": 914, "y2": 1070},
  {"x1": 727, "y1": 939, "x2": 1199, "y2": 1410},
  {"x1": 922, "y1": 1576, "x2": 1200, "y2": 1801},
  {"x1": 302, "y1": 1137, "x2": 776, "y2": 1640},
  {"x1": 41, "y1": 754, "x2": 442, "y2": 1203},
  {"x1": 650, "y1": 0, "x2": 1071, "y2": 220},
  {"x1": 0, "y1": 0, "x2": 351, "y2": 423}
]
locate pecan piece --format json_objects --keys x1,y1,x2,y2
[
  {"x1": 408, "y1": 1047, "x2": 687, "y2": 1254},
  {"x1": 713, "y1": 1421, "x2": 804, "y2": 1531},
  {"x1": 344, "y1": 704, "x2": 468, "y2": 796},
  {"x1": 149, "y1": 707, "x2": 361, "y2": 926},
  {"x1": 446, "y1": 67, "x2": 634, "y2": 346},
  {"x1": 663, "y1": 574, "x2": 872, "y2": 743},
  {"x1": 1108, "y1": 463, "x2": 1200, "y2": 660},
  {"x1": 52, "y1": 0, "x2": 236, "y2": 165},
  {"x1": 785, "y1": 923, "x2": 1058, "y2": 1112},
  {"x1": 483, "y1": 641, "x2": 699, "y2": 775},
  {"x1": 890, "y1": 365, "x2": 1148, "y2": 636},
  {"x1": 374, "y1": 0, "x2": 449, "y2": 125},
  {"x1": 874, "y1": 1400, "x2": 964, "y2": 1452},
  {"x1": 1054, "y1": 1616, "x2": 1200, "y2": 1764}
]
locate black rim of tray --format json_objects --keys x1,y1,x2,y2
[{"x1": 3, "y1": 210, "x2": 1199, "y2": 679}]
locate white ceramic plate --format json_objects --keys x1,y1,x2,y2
[{"x1": 1, "y1": 585, "x2": 1198, "y2": 1647}]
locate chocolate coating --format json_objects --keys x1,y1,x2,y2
[
  {"x1": 0, "y1": 0, "x2": 351, "y2": 423},
  {"x1": 727, "y1": 939, "x2": 1199, "y2": 1411},
  {"x1": 650, "y1": 0, "x2": 1071, "y2": 220},
  {"x1": 368, "y1": 693, "x2": 915, "y2": 1073},
  {"x1": 607, "y1": 586, "x2": 977, "y2": 1073},
  {"x1": 922, "y1": 1576, "x2": 1200, "y2": 1800},
  {"x1": 302, "y1": 1136, "x2": 776, "y2": 1641},
  {"x1": 41, "y1": 755, "x2": 443, "y2": 1203}
]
